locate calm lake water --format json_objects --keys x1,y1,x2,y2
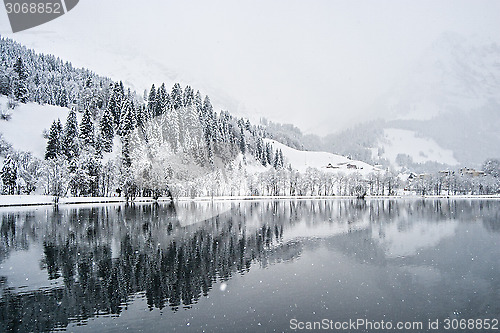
[{"x1": 0, "y1": 199, "x2": 499, "y2": 332}]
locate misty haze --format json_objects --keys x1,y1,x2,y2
[{"x1": 0, "y1": 1, "x2": 499, "y2": 332}]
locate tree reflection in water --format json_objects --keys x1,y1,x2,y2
[{"x1": 0, "y1": 199, "x2": 498, "y2": 332}]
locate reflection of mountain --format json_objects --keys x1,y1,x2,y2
[
  {"x1": 322, "y1": 199, "x2": 500, "y2": 264},
  {"x1": 0, "y1": 199, "x2": 499, "y2": 332}
]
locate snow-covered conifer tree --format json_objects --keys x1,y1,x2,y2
[
  {"x1": 265, "y1": 143, "x2": 274, "y2": 166},
  {"x1": 147, "y1": 84, "x2": 156, "y2": 118},
  {"x1": 171, "y1": 83, "x2": 183, "y2": 110},
  {"x1": 156, "y1": 83, "x2": 168, "y2": 117},
  {"x1": 62, "y1": 108, "x2": 80, "y2": 160},
  {"x1": 239, "y1": 127, "x2": 246, "y2": 155},
  {"x1": 45, "y1": 119, "x2": 63, "y2": 159},
  {"x1": 13, "y1": 57, "x2": 28, "y2": 103},
  {"x1": 1, "y1": 155, "x2": 18, "y2": 194},
  {"x1": 183, "y1": 85, "x2": 194, "y2": 107},
  {"x1": 100, "y1": 107, "x2": 114, "y2": 153},
  {"x1": 256, "y1": 138, "x2": 266, "y2": 166},
  {"x1": 120, "y1": 99, "x2": 136, "y2": 137},
  {"x1": 202, "y1": 96, "x2": 215, "y2": 146},
  {"x1": 108, "y1": 82, "x2": 123, "y2": 127},
  {"x1": 80, "y1": 108, "x2": 94, "y2": 147},
  {"x1": 0, "y1": 66, "x2": 10, "y2": 96},
  {"x1": 195, "y1": 90, "x2": 203, "y2": 119},
  {"x1": 276, "y1": 149, "x2": 284, "y2": 169}
]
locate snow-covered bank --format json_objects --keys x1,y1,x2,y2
[
  {"x1": 0, "y1": 195, "x2": 54, "y2": 206},
  {"x1": 0, "y1": 195, "x2": 172, "y2": 207},
  {"x1": 1, "y1": 194, "x2": 499, "y2": 208},
  {"x1": 177, "y1": 194, "x2": 500, "y2": 202}
]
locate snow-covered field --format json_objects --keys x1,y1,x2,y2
[
  {"x1": 266, "y1": 139, "x2": 380, "y2": 175},
  {"x1": 0, "y1": 195, "x2": 167, "y2": 207},
  {"x1": 378, "y1": 128, "x2": 459, "y2": 167},
  {"x1": 0, "y1": 195, "x2": 54, "y2": 206},
  {"x1": 0, "y1": 96, "x2": 69, "y2": 158}
]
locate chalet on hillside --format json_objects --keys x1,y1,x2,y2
[
  {"x1": 408, "y1": 173, "x2": 432, "y2": 180},
  {"x1": 326, "y1": 163, "x2": 339, "y2": 169},
  {"x1": 459, "y1": 167, "x2": 485, "y2": 177}
]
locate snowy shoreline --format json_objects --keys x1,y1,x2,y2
[
  {"x1": 0, "y1": 195, "x2": 169, "y2": 207},
  {"x1": 0, "y1": 194, "x2": 499, "y2": 208}
]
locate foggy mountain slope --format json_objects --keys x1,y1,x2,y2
[
  {"x1": 378, "y1": 128, "x2": 459, "y2": 166},
  {"x1": 384, "y1": 33, "x2": 500, "y2": 167},
  {"x1": 389, "y1": 101, "x2": 500, "y2": 167},
  {"x1": 324, "y1": 33, "x2": 500, "y2": 169},
  {"x1": 380, "y1": 32, "x2": 500, "y2": 121}
]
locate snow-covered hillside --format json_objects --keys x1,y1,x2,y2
[
  {"x1": 0, "y1": 97, "x2": 69, "y2": 158},
  {"x1": 0, "y1": 95, "x2": 379, "y2": 181},
  {"x1": 380, "y1": 32, "x2": 500, "y2": 122},
  {"x1": 345, "y1": 33, "x2": 500, "y2": 169},
  {"x1": 377, "y1": 128, "x2": 458, "y2": 167},
  {"x1": 266, "y1": 139, "x2": 379, "y2": 175}
]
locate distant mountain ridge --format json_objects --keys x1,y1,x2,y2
[
  {"x1": 322, "y1": 33, "x2": 500, "y2": 170},
  {"x1": 379, "y1": 32, "x2": 500, "y2": 120}
]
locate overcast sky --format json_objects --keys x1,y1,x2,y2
[{"x1": 1, "y1": 0, "x2": 499, "y2": 135}]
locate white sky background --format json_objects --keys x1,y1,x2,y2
[{"x1": 1, "y1": 0, "x2": 499, "y2": 135}]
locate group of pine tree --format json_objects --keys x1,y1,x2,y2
[{"x1": 0, "y1": 35, "x2": 285, "y2": 198}]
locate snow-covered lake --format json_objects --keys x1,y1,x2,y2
[{"x1": 0, "y1": 199, "x2": 498, "y2": 332}]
